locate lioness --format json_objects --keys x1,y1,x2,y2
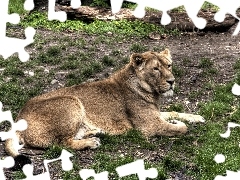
[{"x1": 5, "y1": 49, "x2": 204, "y2": 168}]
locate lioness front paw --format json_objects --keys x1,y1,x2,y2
[
  {"x1": 187, "y1": 114, "x2": 205, "y2": 123},
  {"x1": 88, "y1": 137, "x2": 101, "y2": 149},
  {"x1": 169, "y1": 120, "x2": 188, "y2": 134},
  {"x1": 170, "y1": 119, "x2": 186, "y2": 126}
]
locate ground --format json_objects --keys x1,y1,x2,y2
[{"x1": 0, "y1": 5, "x2": 240, "y2": 180}]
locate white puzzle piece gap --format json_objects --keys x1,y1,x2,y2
[
  {"x1": 79, "y1": 169, "x2": 109, "y2": 180},
  {"x1": 21, "y1": 149, "x2": 74, "y2": 180},
  {"x1": 0, "y1": 102, "x2": 27, "y2": 152},
  {"x1": 0, "y1": 102, "x2": 27, "y2": 180},
  {"x1": 0, "y1": 0, "x2": 36, "y2": 62},
  {"x1": 116, "y1": 159, "x2": 158, "y2": 180},
  {"x1": 24, "y1": 0, "x2": 34, "y2": 11},
  {"x1": 110, "y1": 0, "x2": 240, "y2": 35},
  {"x1": 0, "y1": 156, "x2": 14, "y2": 180},
  {"x1": 1, "y1": 0, "x2": 240, "y2": 179},
  {"x1": 214, "y1": 120, "x2": 240, "y2": 179},
  {"x1": 232, "y1": 83, "x2": 240, "y2": 96}
]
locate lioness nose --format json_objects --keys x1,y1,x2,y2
[{"x1": 166, "y1": 79, "x2": 175, "y2": 86}]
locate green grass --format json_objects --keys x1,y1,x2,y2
[
  {"x1": 233, "y1": 59, "x2": 240, "y2": 70},
  {"x1": 90, "y1": 0, "x2": 110, "y2": 8},
  {"x1": 198, "y1": 58, "x2": 218, "y2": 78},
  {"x1": 12, "y1": 171, "x2": 26, "y2": 179},
  {"x1": 201, "y1": 2, "x2": 219, "y2": 11},
  {"x1": 199, "y1": 58, "x2": 213, "y2": 68},
  {"x1": 102, "y1": 55, "x2": 115, "y2": 66},
  {"x1": 167, "y1": 103, "x2": 185, "y2": 113},
  {"x1": 172, "y1": 66, "x2": 185, "y2": 78},
  {"x1": 130, "y1": 43, "x2": 148, "y2": 53},
  {"x1": 19, "y1": 12, "x2": 177, "y2": 37},
  {"x1": 8, "y1": 0, "x2": 26, "y2": 14}
]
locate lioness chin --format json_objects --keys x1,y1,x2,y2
[{"x1": 5, "y1": 49, "x2": 204, "y2": 169}]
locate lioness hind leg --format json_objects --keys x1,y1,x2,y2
[
  {"x1": 160, "y1": 111, "x2": 205, "y2": 123},
  {"x1": 64, "y1": 137, "x2": 101, "y2": 150}
]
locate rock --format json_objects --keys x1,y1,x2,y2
[
  {"x1": 24, "y1": 70, "x2": 35, "y2": 76},
  {"x1": 51, "y1": 79, "x2": 58, "y2": 85}
]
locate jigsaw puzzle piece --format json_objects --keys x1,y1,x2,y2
[
  {"x1": 183, "y1": 0, "x2": 207, "y2": 29},
  {"x1": 232, "y1": 83, "x2": 240, "y2": 96},
  {"x1": 0, "y1": 156, "x2": 14, "y2": 180},
  {"x1": 48, "y1": 0, "x2": 67, "y2": 22},
  {"x1": 0, "y1": 0, "x2": 36, "y2": 61},
  {"x1": 0, "y1": 27, "x2": 35, "y2": 62},
  {"x1": 214, "y1": 170, "x2": 240, "y2": 180},
  {"x1": 22, "y1": 164, "x2": 51, "y2": 180},
  {"x1": 0, "y1": 102, "x2": 13, "y2": 125},
  {"x1": 43, "y1": 149, "x2": 73, "y2": 174},
  {"x1": 0, "y1": 0, "x2": 20, "y2": 39},
  {"x1": 0, "y1": 119, "x2": 27, "y2": 140},
  {"x1": 57, "y1": 149, "x2": 74, "y2": 171},
  {"x1": 111, "y1": 0, "x2": 183, "y2": 25},
  {"x1": 21, "y1": 149, "x2": 73, "y2": 179},
  {"x1": 219, "y1": 122, "x2": 240, "y2": 138},
  {"x1": 24, "y1": 0, "x2": 35, "y2": 11},
  {"x1": 208, "y1": 0, "x2": 240, "y2": 22},
  {"x1": 79, "y1": 169, "x2": 109, "y2": 180},
  {"x1": 0, "y1": 102, "x2": 27, "y2": 152},
  {"x1": 116, "y1": 159, "x2": 158, "y2": 180},
  {"x1": 71, "y1": 0, "x2": 81, "y2": 9},
  {"x1": 110, "y1": 0, "x2": 124, "y2": 14},
  {"x1": 209, "y1": 0, "x2": 240, "y2": 35},
  {"x1": 48, "y1": 0, "x2": 81, "y2": 21}
]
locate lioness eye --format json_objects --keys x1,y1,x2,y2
[{"x1": 153, "y1": 67, "x2": 159, "y2": 71}]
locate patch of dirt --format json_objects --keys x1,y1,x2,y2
[{"x1": 1, "y1": 5, "x2": 240, "y2": 180}]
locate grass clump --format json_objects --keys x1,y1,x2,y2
[
  {"x1": 172, "y1": 66, "x2": 185, "y2": 78},
  {"x1": 8, "y1": 0, "x2": 26, "y2": 14},
  {"x1": 90, "y1": 0, "x2": 110, "y2": 7},
  {"x1": 102, "y1": 55, "x2": 115, "y2": 66},
  {"x1": 233, "y1": 59, "x2": 240, "y2": 70},
  {"x1": 81, "y1": 61, "x2": 103, "y2": 77},
  {"x1": 167, "y1": 103, "x2": 184, "y2": 113},
  {"x1": 99, "y1": 129, "x2": 155, "y2": 152},
  {"x1": 44, "y1": 145, "x2": 74, "y2": 159},
  {"x1": 163, "y1": 155, "x2": 183, "y2": 171},
  {"x1": 130, "y1": 43, "x2": 148, "y2": 53},
  {"x1": 199, "y1": 58, "x2": 213, "y2": 68},
  {"x1": 12, "y1": 171, "x2": 26, "y2": 179},
  {"x1": 3, "y1": 66, "x2": 24, "y2": 76},
  {"x1": 199, "y1": 58, "x2": 218, "y2": 77}
]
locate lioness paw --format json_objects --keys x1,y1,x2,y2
[
  {"x1": 169, "y1": 120, "x2": 188, "y2": 134},
  {"x1": 169, "y1": 119, "x2": 186, "y2": 126},
  {"x1": 187, "y1": 114, "x2": 205, "y2": 123},
  {"x1": 88, "y1": 137, "x2": 101, "y2": 149}
]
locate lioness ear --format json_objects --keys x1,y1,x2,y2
[
  {"x1": 131, "y1": 53, "x2": 144, "y2": 66},
  {"x1": 161, "y1": 48, "x2": 171, "y2": 57},
  {"x1": 130, "y1": 53, "x2": 145, "y2": 70}
]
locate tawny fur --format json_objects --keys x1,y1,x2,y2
[{"x1": 5, "y1": 49, "x2": 204, "y2": 157}]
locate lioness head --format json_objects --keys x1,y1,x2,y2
[{"x1": 130, "y1": 49, "x2": 175, "y2": 96}]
